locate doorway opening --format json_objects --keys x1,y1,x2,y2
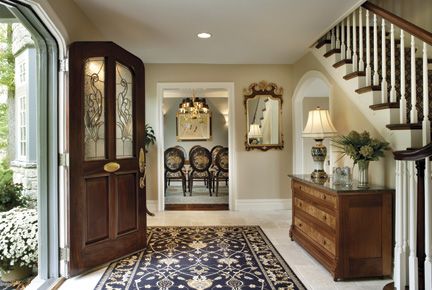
[
  {"x1": 0, "y1": 1, "x2": 61, "y2": 287},
  {"x1": 292, "y1": 71, "x2": 333, "y2": 175},
  {"x1": 157, "y1": 82, "x2": 236, "y2": 211}
]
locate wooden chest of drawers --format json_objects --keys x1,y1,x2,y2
[{"x1": 289, "y1": 175, "x2": 394, "y2": 280}]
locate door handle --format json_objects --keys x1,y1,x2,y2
[
  {"x1": 139, "y1": 148, "x2": 145, "y2": 173},
  {"x1": 104, "y1": 162, "x2": 120, "y2": 173},
  {"x1": 139, "y1": 147, "x2": 146, "y2": 189}
]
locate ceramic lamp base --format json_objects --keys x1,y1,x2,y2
[{"x1": 310, "y1": 139, "x2": 328, "y2": 180}]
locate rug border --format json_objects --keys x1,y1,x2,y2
[{"x1": 94, "y1": 225, "x2": 307, "y2": 290}]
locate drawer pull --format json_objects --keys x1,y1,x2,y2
[
  {"x1": 323, "y1": 215, "x2": 327, "y2": 220},
  {"x1": 323, "y1": 195, "x2": 327, "y2": 200},
  {"x1": 323, "y1": 240, "x2": 327, "y2": 245},
  {"x1": 299, "y1": 223, "x2": 302, "y2": 227}
]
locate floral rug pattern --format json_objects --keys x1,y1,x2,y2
[{"x1": 95, "y1": 226, "x2": 305, "y2": 290}]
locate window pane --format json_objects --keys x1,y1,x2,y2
[
  {"x1": 84, "y1": 57, "x2": 105, "y2": 160},
  {"x1": 115, "y1": 62, "x2": 133, "y2": 158}
]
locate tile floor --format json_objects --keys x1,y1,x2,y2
[{"x1": 59, "y1": 210, "x2": 392, "y2": 290}]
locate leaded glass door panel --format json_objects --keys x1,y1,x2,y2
[{"x1": 68, "y1": 42, "x2": 146, "y2": 276}]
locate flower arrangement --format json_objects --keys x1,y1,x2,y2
[
  {"x1": 0, "y1": 208, "x2": 38, "y2": 271},
  {"x1": 332, "y1": 130, "x2": 390, "y2": 165}
]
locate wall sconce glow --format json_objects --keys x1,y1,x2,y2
[
  {"x1": 223, "y1": 114, "x2": 229, "y2": 125},
  {"x1": 197, "y1": 32, "x2": 212, "y2": 39}
]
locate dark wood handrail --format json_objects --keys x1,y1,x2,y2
[
  {"x1": 362, "y1": 1, "x2": 432, "y2": 46},
  {"x1": 393, "y1": 143, "x2": 432, "y2": 161}
]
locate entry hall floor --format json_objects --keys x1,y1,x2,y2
[{"x1": 59, "y1": 210, "x2": 391, "y2": 290}]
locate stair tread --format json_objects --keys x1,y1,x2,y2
[
  {"x1": 324, "y1": 48, "x2": 341, "y2": 58},
  {"x1": 369, "y1": 102, "x2": 399, "y2": 110},
  {"x1": 355, "y1": 85, "x2": 381, "y2": 94},
  {"x1": 386, "y1": 123, "x2": 422, "y2": 130},
  {"x1": 316, "y1": 39, "x2": 330, "y2": 49},
  {"x1": 343, "y1": 71, "x2": 366, "y2": 80},
  {"x1": 333, "y1": 59, "x2": 352, "y2": 68}
]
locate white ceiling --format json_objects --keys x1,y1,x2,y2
[{"x1": 72, "y1": 0, "x2": 363, "y2": 64}]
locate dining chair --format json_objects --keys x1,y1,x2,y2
[
  {"x1": 188, "y1": 146, "x2": 212, "y2": 196},
  {"x1": 164, "y1": 147, "x2": 186, "y2": 196},
  {"x1": 214, "y1": 147, "x2": 229, "y2": 196}
]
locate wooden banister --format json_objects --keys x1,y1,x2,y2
[
  {"x1": 393, "y1": 143, "x2": 432, "y2": 161},
  {"x1": 362, "y1": 1, "x2": 432, "y2": 46}
]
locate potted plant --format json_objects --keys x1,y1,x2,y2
[
  {"x1": 332, "y1": 130, "x2": 389, "y2": 187},
  {"x1": 0, "y1": 208, "x2": 37, "y2": 282},
  {"x1": 144, "y1": 124, "x2": 156, "y2": 152}
]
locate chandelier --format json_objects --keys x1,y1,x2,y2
[{"x1": 177, "y1": 91, "x2": 210, "y2": 120}]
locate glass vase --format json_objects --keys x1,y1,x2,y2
[{"x1": 357, "y1": 160, "x2": 369, "y2": 188}]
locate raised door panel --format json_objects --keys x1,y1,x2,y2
[
  {"x1": 116, "y1": 173, "x2": 138, "y2": 235},
  {"x1": 85, "y1": 176, "x2": 110, "y2": 244}
]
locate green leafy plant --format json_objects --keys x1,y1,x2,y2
[
  {"x1": 0, "y1": 160, "x2": 27, "y2": 212},
  {"x1": 332, "y1": 130, "x2": 390, "y2": 165},
  {"x1": 144, "y1": 124, "x2": 156, "y2": 150}
]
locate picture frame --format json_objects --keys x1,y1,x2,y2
[{"x1": 176, "y1": 112, "x2": 212, "y2": 141}]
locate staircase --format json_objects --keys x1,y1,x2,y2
[{"x1": 312, "y1": 2, "x2": 431, "y2": 290}]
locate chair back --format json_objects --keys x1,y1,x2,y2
[
  {"x1": 190, "y1": 147, "x2": 211, "y2": 172},
  {"x1": 210, "y1": 145, "x2": 223, "y2": 166},
  {"x1": 189, "y1": 145, "x2": 202, "y2": 160},
  {"x1": 215, "y1": 147, "x2": 229, "y2": 172},
  {"x1": 174, "y1": 145, "x2": 187, "y2": 160},
  {"x1": 164, "y1": 147, "x2": 185, "y2": 172}
]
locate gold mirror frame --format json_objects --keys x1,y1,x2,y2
[{"x1": 244, "y1": 81, "x2": 284, "y2": 151}]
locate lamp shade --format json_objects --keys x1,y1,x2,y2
[
  {"x1": 302, "y1": 107, "x2": 337, "y2": 139},
  {"x1": 248, "y1": 124, "x2": 262, "y2": 138}
]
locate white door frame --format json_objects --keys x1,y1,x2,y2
[
  {"x1": 292, "y1": 70, "x2": 334, "y2": 174},
  {"x1": 156, "y1": 82, "x2": 236, "y2": 211}
]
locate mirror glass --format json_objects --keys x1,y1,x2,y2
[{"x1": 244, "y1": 81, "x2": 283, "y2": 151}]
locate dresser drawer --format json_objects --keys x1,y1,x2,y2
[
  {"x1": 294, "y1": 217, "x2": 335, "y2": 256},
  {"x1": 294, "y1": 198, "x2": 336, "y2": 229},
  {"x1": 293, "y1": 181, "x2": 336, "y2": 208}
]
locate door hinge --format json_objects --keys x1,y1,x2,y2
[
  {"x1": 59, "y1": 153, "x2": 69, "y2": 167},
  {"x1": 59, "y1": 57, "x2": 69, "y2": 72},
  {"x1": 60, "y1": 247, "x2": 70, "y2": 262}
]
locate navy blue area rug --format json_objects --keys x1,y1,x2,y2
[{"x1": 95, "y1": 226, "x2": 306, "y2": 290}]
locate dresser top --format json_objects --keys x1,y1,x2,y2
[{"x1": 289, "y1": 174, "x2": 394, "y2": 194}]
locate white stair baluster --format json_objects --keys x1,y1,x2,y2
[
  {"x1": 381, "y1": 18, "x2": 388, "y2": 103},
  {"x1": 347, "y1": 15, "x2": 352, "y2": 60},
  {"x1": 390, "y1": 24, "x2": 397, "y2": 102},
  {"x1": 341, "y1": 19, "x2": 346, "y2": 59},
  {"x1": 411, "y1": 36, "x2": 418, "y2": 123},
  {"x1": 373, "y1": 14, "x2": 379, "y2": 85},
  {"x1": 400, "y1": 29, "x2": 407, "y2": 123},
  {"x1": 359, "y1": 8, "x2": 365, "y2": 71},
  {"x1": 425, "y1": 158, "x2": 432, "y2": 290},
  {"x1": 336, "y1": 23, "x2": 340, "y2": 49},
  {"x1": 353, "y1": 11, "x2": 358, "y2": 71},
  {"x1": 408, "y1": 161, "x2": 419, "y2": 290},
  {"x1": 366, "y1": 10, "x2": 371, "y2": 85},
  {"x1": 422, "y1": 42, "x2": 430, "y2": 145},
  {"x1": 331, "y1": 27, "x2": 336, "y2": 50},
  {"x1": 402, "y1": 161, "x2": 409, "y2": 289},
  {"x1": 394, "y1": 160, "x2": 406, "y2": 289}
]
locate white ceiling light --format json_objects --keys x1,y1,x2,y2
[{"x1": 197, "y1": 32, "x2": 211, "y2": 39}]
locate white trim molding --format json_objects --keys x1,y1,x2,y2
[
  {"x1": 236, "y1": 199, "x2": 292, "y2": 211},
  {"x1": 156, "y1": 82, "x2": 236, "y2": 211},
  {"x1": 292, "y1": 70, "x2": 334, "y2": 175}
]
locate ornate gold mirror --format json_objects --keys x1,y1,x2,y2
[{"x1": 244, "y1": 81, "x2": 283, "y2": 151}]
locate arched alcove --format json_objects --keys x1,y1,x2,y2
[{"x1": 292, "y1": 71, "x2": 334, "y2": 175}]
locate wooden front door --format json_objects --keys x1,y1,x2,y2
[{"x1": 68, "y1": 42, "x2": 147, "y2": 276}]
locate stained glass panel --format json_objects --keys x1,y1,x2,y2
[
  {"x1": 115, "y1": 62, "x2": 134, "y2": 158},
  {"x1": 84, "y1": 57, "x2": 105, "y2": 160}
]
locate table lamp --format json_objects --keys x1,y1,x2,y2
[{"x1": 302, "y1": 107, "x2": 337, "y2": 179}]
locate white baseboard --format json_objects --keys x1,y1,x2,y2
[
  {"x1": 236, "y1": 199, "x2": 292, "y2": 211},
  {"x1": 146, "y1": 198, "x2": 292, "y2": 212}
]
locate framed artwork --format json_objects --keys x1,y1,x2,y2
[{"x1": 176, "y1": 113, "x2": 212, "y2": 141}]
